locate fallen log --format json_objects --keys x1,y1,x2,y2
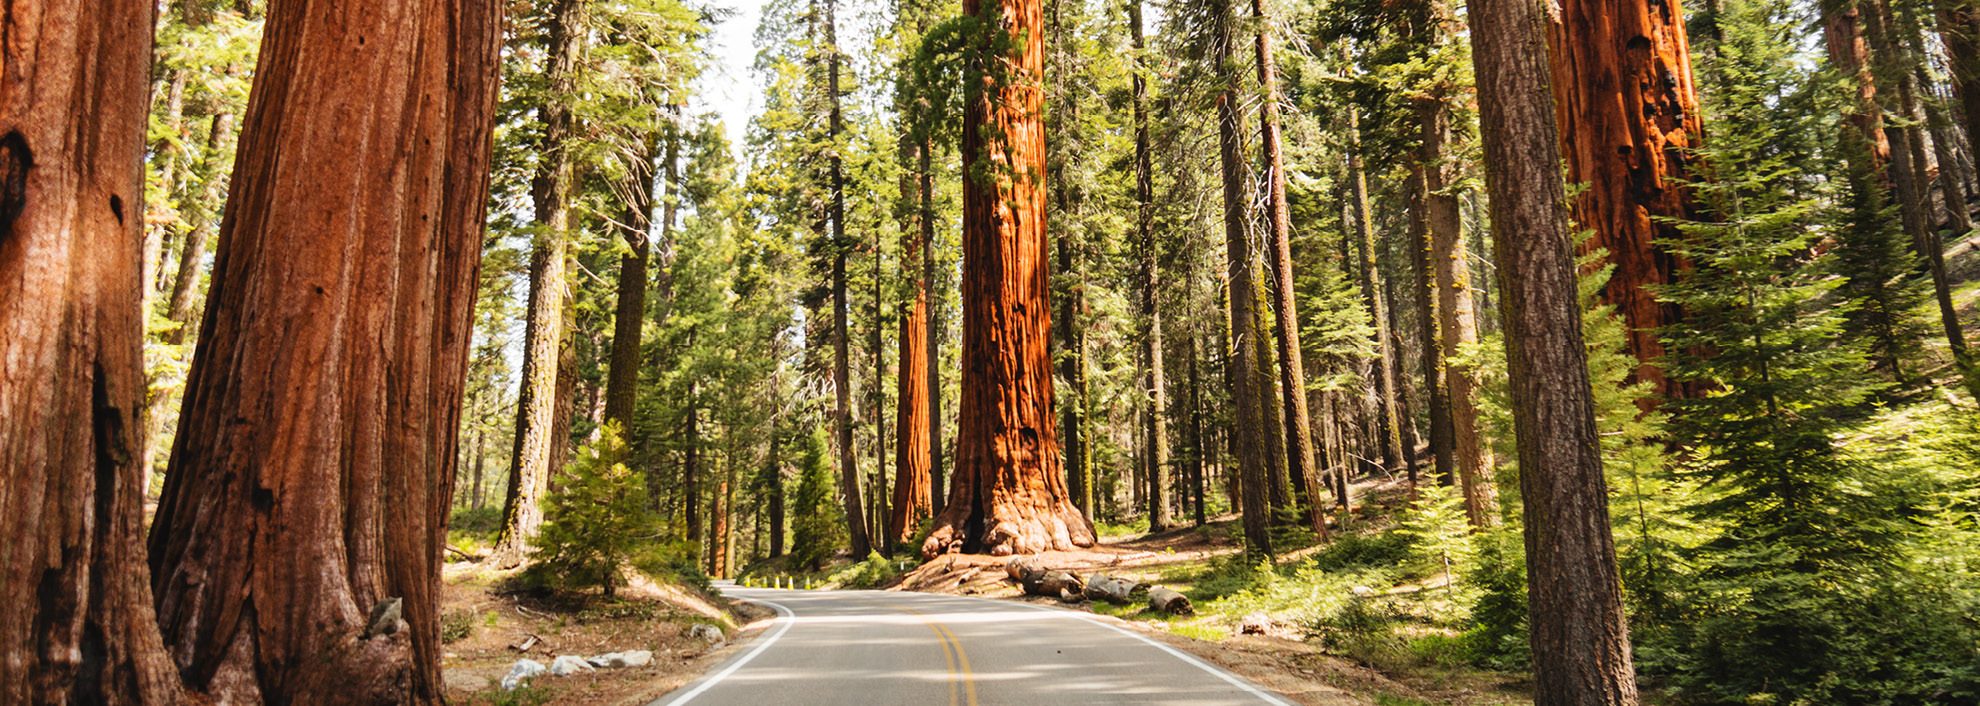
[
  {"x1": 1148, "y1": 586, "x2": 1194, "y2": 615},
  {"x1": 1083, "y1": 574, "x2": 1141, "y2": 604},
  {"x1": 1020, "y1": 569, "x2": 1085, "y2": 601}
]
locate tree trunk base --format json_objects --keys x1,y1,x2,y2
[{"x1": 921, "y1": 501, "x2": 1094, "y2": 558}]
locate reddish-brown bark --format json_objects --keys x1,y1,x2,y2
[
  {"x1": 1547, "y1": 0, "x2": 1703, "y2": 402},
  {"x1": 889, "y1": 139, "x2": 934, "y2": 547},
  {"x1": 0, "y1": 1, "x2": 188, "y2": 700},
  {"x1": 923, "y1": 0, "x2": 1095, "y2": 557},
  {"x1": 1471, "y1": 0, "x2": 1639, "y2": 697},
  {"x1": 146, "y1": 0, "x2": 502, "y2": 700}
]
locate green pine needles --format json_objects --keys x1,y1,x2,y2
[{"x1": 526, "y1": 423, "x2": 663, "y2": 597}]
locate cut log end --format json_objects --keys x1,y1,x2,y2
[{"x1": 1149, "y1": 586, "x2": 1194, "y2": 615}]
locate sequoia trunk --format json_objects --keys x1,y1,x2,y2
[
  {"x1": 890, "y1": 136, "x2": 934, "y2": 547},
  {"x1": 1547, "y1": 0, "x2": 1703, "y2": 402},
  {"x1": 0, "y1": 1, "x2": 188, "y2": 700},
  {"x1": 147, "y1": 0, "x2": 502, "y2": 700},
  {"x1": 922, "y1": 0, "x2": 1096, "y2": 556}
]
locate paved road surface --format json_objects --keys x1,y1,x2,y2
[{"x1": 653, "y1": 585, "x2": 1291, "y2": 706}]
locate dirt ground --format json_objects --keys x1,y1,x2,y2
[{"x1": 438, "y1": 563, "x2": 771, "y2": 705}]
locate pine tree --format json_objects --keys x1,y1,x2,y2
[
  {"x1": 527, "y1": 424, "x2": 659, "y2": 596},
  {"x1": 791, "y1": 428, "x2": 846, "y2": 570},
  {"x1": 1658, "y1": 2, "x2": 1925, "y2": 694}
]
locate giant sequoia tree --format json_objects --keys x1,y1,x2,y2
[
  {"x1": 922, "y1": 0, "x2": 1096, "y2": 556},
  {"x1": 143, "y1": 0, "x2": 502, "y2": 700},
  {"x1": 0, "y1": 1, "x2": 182, "y2": 700},
  {"x1": 4, "y1": 0, "x2": 499, "y2": 701},
  {"x1": 1547, "y1": 0, "x2": 1704, "y2": 402}
]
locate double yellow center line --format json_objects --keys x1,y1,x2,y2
[{"x1": 901, "y1": 608, "x2": 978, "y2": 706}]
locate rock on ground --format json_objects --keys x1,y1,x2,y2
[
  {"x1": 549, "y1": 654, "x2": 596, "y2": 676},
  {"x1": 500, "y1": 659, "x2": 547, "y2": 691},
  {"x1": 586, "y1": 650, "x2": 654, "y2": 669}
]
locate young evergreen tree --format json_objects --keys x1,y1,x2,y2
[
  {"x1": 526, "y1": 424, "x2": 658, "y2": 596},
  {"x1": 1658, "y1": 3, "x2": 1939, "y2": 694},
  {"x1": 791, "y1": 427, "x2": 846, "y2": 570}
]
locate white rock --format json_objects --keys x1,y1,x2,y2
[
  {"x1": 688, "y1": 623, "x2": 724, "y2": 643},
  {"x1": 549, "y1": 654, "x2": 595, "y2": 677},
  {"x1": 585, "y1": 650, "x2": 654, "y2": 669},
  {"x1": 500, "y1": 659, "x2": 546, "y2": 691}
]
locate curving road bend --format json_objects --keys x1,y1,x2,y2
[{"x1": 653, "y1": 584, "x2": 1292, "y2": 706}]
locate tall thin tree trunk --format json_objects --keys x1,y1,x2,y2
[
  {"x1": 685, "y1": 392, "x2": 702, "y2": 544},
  {"x1": 769, "y1": 429, "x2": 787, "y2": 558},
  {"x1": 824, "y1": 0, "x2": 873, "y2": 557},
  {"x1": 1346, "y1": 112, "x2": 1411, "y2": 487},
  {"x1": 1870, "y1": 0, "x2": 1980, "y2": 395},
  {"x1": 1251, "y1": 0, "x2": 1325, "y2": 540},
  {"x1": 1468, "y1": 0, "x2": 1639, "y2": 697},
  {"x1": 1131, "y1": 0, "x2": 1172, "y2": 533},
  {"x1": 470, "y1": 429, "x2": 487, "y2": 510},
  {"x1": 922, "y1": 141, "x2": 947, "y2": 515},
  {"x1": 603, "y1": 133, "x2": 659, "y2": 431},
  {"x1": 494, "y1": 0, "x2": 583, "y2": 569},
  {"x1": 1547, "y1": 0, "x2": 1704, "y2": 403},
  {"x1": 889, "y1": 122, "x2": 933, "y2": 548},
  {"x1": 147, "y1": 0, "x2": 502, "y2": 698},
  {"x1": 922, "y1": 0, "x2": 1095, "y2": 556},
  {"x1": 1216, "y1": 0, "x2": 1279, "y2": 556},
  {"x1": 1412, "y1": 164, "x2": 1457, "y2": 486},
  {"x1": 1416, "y1": 78, "x2": 1496, "y2": 525},
  {"x1": 1053, "y1": 149, "x2": 1094, "y2": 522},
  {"x1": 1189, "y1": 332, "x2": 1210, "y2": 526}
]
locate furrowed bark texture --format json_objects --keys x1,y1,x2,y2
[
  {"x1": 1469, "y1": 0, "x2": 1639, "y2": 699},
  {"x1": 604, "y1": 135, "x2": 659, "y2": 431},
  {"x1": 1547, "y1": 0, "x2": 1703, "y2": 402},
  {"x1": 1416, "y1": 86, "x2": 1496, "y2": 525},
  {"x1": 495, "y1": 0, "x2": 582, "y2": 569},
  {"x1": 0, "y1": 1, "x2": 188, "y2": 701},
  {"x1": 890, "y1": 137, "x2": 934, "y2": 547},
  {"x1": 923, "y1": 0, "x2": 1095, "y2": 557},
  {"x1": 147, "y1": 0, "x2": 503, "y2": 700},
  {"x1": 1252, "y1": 0, "x2": 1325, "y2": 538}
]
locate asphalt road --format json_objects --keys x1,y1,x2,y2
[{"x1": 652, "y1": 584, "x2": 1293, "y2": 706}]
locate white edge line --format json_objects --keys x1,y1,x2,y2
[
  {"x1": 999, "y1": 597, "x2": 1295, "y2": 706},
  {"x1": 656, "y1": 594, "x2": 797, "y2": 706}
]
